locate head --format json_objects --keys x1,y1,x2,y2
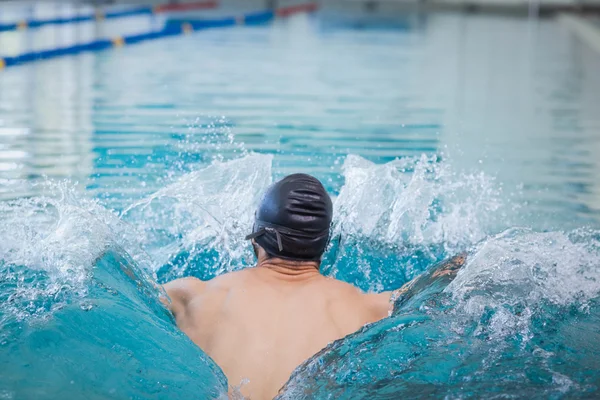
[{"x1": 245, "y1": 173, "x2": 333, "y2": 265}]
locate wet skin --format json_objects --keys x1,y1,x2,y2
[{"x1": 163, "y1": 247, "x2": 466, "y2": 399}]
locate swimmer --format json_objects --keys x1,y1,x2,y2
[{"x1": 163, "y1": 174, "x2": 465, "y2": 399}]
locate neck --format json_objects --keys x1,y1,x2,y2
[{"x1": 256, "y1": 257, "x2": 321, "y2": 281}]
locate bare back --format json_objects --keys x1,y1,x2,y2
[{"x1": 165, "y1": 267, "x2": 390, "y2": 399}]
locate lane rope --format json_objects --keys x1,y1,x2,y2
[
  {"x1": 0, "y1": 1, "x2": 218, "y2": 33},
  {"x1": 0, "y1": 4, "x2": 318, "y2": 69}
]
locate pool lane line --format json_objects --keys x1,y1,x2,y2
[
  {"x1": 165, "y1": 9, "x2": 274, "y2": 31},
  {"x1": 0, "y1": 1, "x2": 218, "y2": 33},
  {"x1": 0, "y1": 3, "x2": 318, "y2": 69},
  {"x1": 0, "y1": 6, "x2": 152, "y2": 32},
  {"x1": 0, "y1": 1, "x2": 314, "y2": 34},
  {"x1": 0, "y1": 10, "x2": 274, "y2": 69}
]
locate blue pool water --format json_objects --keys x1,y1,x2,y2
[{"x1": 1, "y1": 10, "x2": 600, "y2": 399}]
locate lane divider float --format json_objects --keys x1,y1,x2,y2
[
  {"x1": 276, "y1": 3, "x2": 318, "y2": 17},
  {"x1": 1, "y1": 10, "x2": 273, "y2": 68},
  {"x1": 0, "y1": 1, "x2": 218, "y2": 33},
  {"x1": 181, "y1": 23, "x2": 194, "y2": 35},
  {"x1": 95, "y1": 10, "x2": 105, "y2": 21},
  {"x1": 111, "y1": 36, "x2": 125, "y2": 48},
  {"x1": 154, "y1": 0, "x2": 218, "y2": 13},
  {"x1": 0, "y1": 4, "x2": 318, "y2": 69}
]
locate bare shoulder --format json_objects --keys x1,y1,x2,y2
[
  {"x1": 323, "y1": 277, "x2": 391, "y2": 321},
  {"x1": 363, "y1": 292, "x2": 393, "y2": 321},
  {"x1": 163, "y1": 277, "x2": 206, "y2": 305},
  {"x1": 164, "y1": 276, "x2": 206, "y2": 293},
  {"x1": 163, "y1": 270, "x2": 243, "y2": 298},
  {"x1": 162, "y1": 271, "x2": 246, "y2": 316},
  {"x1": 210, "y1": 268, "x2": 248, "y2": 284},
  {"x1": 322, "y1": 276, "x2": 365, "y2": 295}
]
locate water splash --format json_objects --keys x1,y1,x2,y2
[
  {"x1": 172, "y1": 116, "x2": 248, "y2": 164},
  {"x1": 122, "y1": 153, "x2": 273, "y2": 281},
  {"x1": 0, "y1": 249, "x2": 227, "y2": 399},
  {"x1": 325, "y1": 154, "x2": 505, "y2": 292},
  {"x1": 0, "y1": 182, "x2": 143, "y2": 324},
  {"x1": 446, "y1": 228, "x2": 600, "y2": 340}
]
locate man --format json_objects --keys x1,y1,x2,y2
[{"x1": 163, "y1": 174, "x2": 462, "y2": 399}]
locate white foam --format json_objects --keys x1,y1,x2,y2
[
  {"x1": 0, "y1": 181, "x2": 133, "y2": 321},
  {"x1": 334, "y1": 154, "x2": 503, "y2": 252},
  {"x1": 447, "y1": 228, "x2": 600, "y2": 339},
  {"x1": 122, "y1": 153, "x2": 273, "y2": 274}
]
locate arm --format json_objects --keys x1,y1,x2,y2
[
  {"x1": 161, "y1": 277, "x2": 205, "y2": 318},
  {"x1": 370, "y1": 280, "x2": 415, "y2": 319},
  {"x1": 374, "y1": 253, "x2": 468, "y2": 317}
]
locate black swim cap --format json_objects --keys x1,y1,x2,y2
[{"x1": 245, "y1": 174, "x2": 333, "y2": 261}]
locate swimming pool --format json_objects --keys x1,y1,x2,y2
[{"x1": 1, "y1": 7, "x2": 599, "y2": 399}]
